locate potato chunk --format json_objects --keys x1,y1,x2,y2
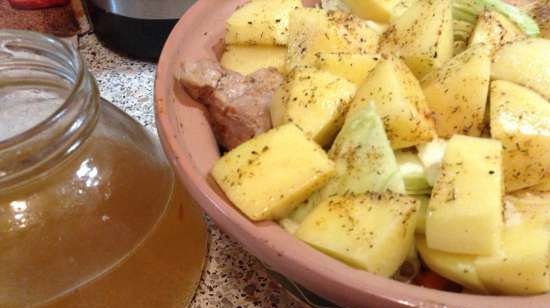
[
  {"x1": 349, "y1": 57, "x2": 436, "y2": 149},
  {"x1": 340, "y1": 0, "x2": 415, "y2": 23},
  {"x1": 380, "y1": 0, "x2": 454, "y2": 78},
  {"x1": 414, "y1": 195, "x2": 429, "y2": 234},
  {"x1": 287, "y1": 8, "x2": 379, "y2": 70},
  {"x1": 492, "y1": 38, "x2": 550, "y2": 100},
  {"x1": 426, "y1": 135, "x2": 503, "y2": 256},
  {"x1": 416, "y1": 236, "x2": 488, "y2": 293},
  {"x1": 296, "y1": 193, "x2": 419, "y2": 276},
  {"x1": 220, "y1": 45, "x2": 287, "y2": 75},
  {"x1": 225, "y1": 0, "x2": 302, "y2": 45},
  {"x1": 314, "y1": 52, "x2": 380, "y2": 86},
  {"x1": 474, "y1": 224, "x2": 550, "y2": 295},
  {"x1": 504, "y1": 193, "x2": 550, "y2": 228},
  {"x1": 421, "y1": 44, "x2": 491, "y2": 138},
  {"x1": 469, "y1": 10, "x2": 525, "y2": 52},
  {"x1": 490, "y1": 80, "x2": 550, "y2": 192},
  {"x1": 212, "y1": 123, "x2": 334, "y2": 221},
  {"x1": 420, "y1": 194, "x2": 550, "y2": 294},
  {"x1": 270, "y1": 68, "x2": 357, "y2": 146}
]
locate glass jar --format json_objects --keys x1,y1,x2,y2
[{"x1": 0, "y1": 30, "x2": 207, "y2": 307}]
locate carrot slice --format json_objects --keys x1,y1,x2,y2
[{"x1": 413, "y1": 270, "x2": 453, "y2": 290}]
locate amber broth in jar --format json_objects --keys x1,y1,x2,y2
[
  {"x1": 0, "y1": 136, "x2": 207, "y2": 308},
  {"x1": 0, "y1": 30, "x2": 207, "y2": 308}
]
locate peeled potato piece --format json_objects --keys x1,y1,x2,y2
[
  {"x1": 380, "y1": 0, "x2": 454, "y2": 78},
  {"x1": 490, "y1": 80, "x2": 550, "y2": 191},
  {"x1": 296, "y1": 193, "x2": 419, "y2": 277},
  {"x1": 286, "y1": 8, "x2": 379, "y2": 70},
  {"x1": 314, "y1": 52, "x2": 380, "y2": 86},
  {"x1": 225, "y1": 0, "x2": 303, "y2": 45},
  {"x1": 212, "y1": 123, "x2": 335, "y2": 221},
  {"x1": 220, "y1": 45, "x2": 287, "y2": 75},
  {"x1": 340, "y1": 0, "x2": 415, "y2": 23},
  {"x1": 421, "y1": 44, "x2": 491, "y2": 138},
  {"x1": 350, "y1": 57, "x2": 436, "y2": 149},
  {"x1": 426, "y1": 135, "x2": 503, "y2": 256},
  {"x1": 416, "y1": 236, "x2": 488, "y2": 293},
  {"x1": 475, "y1": 224, "x2": 550, "y2": 295},
  {"x1": 491, "y1": 38, "x2": 550, "y2": 100},
  {"x1": 469, "y1": 10, "x2": 526, "y2": 51},
  {"x1": 270, "y1": 68, "x2": 357, "y2": 146}
]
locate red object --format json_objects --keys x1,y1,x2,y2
[
  {"x1": 413, "y1": 270, "x2": 454, "y2": 291},
  {"x1": 8, "y1": 0, "x2": 69, "y2": 10}
]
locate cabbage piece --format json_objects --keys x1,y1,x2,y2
[
  {"x1": 453, "y1": 0, "x2": 540, "y2": 37},
  {"x1": 395, "y1": 151, "x2": 432, "y2": 195},
  {"x1": 280, "y1": 103, "x2": 404, "y2": 227}
]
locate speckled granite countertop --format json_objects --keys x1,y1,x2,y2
[{"x1": 79, "y1": 34, "x2": 305, "y2": 308}]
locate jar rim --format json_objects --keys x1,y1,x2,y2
[
  {"x1": 0, "y1": 30, "x2": 99, "y2": 187},
  {"x1": 0, "y1": 29, "x2": 85, "y2": 149}
]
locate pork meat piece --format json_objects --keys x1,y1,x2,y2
[{"x1": 176, "y1": 59, "x2": 284, "y2": 150}]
